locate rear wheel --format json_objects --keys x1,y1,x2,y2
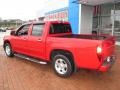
[
  {"x1": 4, "y1": 43, "x2": 14, "y2": 57},
  {"x1": 52, "y1": 54, "x2": 73, "y2": 77}
]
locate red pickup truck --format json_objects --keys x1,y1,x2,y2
[{"x1": 3, "y1": 21, "x2": 116, "y2": 77}]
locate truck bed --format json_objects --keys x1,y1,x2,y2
[{"x1": 57, "y1": 34, "x2": 107, "y2": 40}]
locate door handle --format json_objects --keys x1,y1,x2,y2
[
  {"x1": 37, "y1": 39, "x2": 42, "y2": 41},
  {"x1": 23, "y1": 38, "x2": 27, "y2": 40}
]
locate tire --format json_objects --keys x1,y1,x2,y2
[
  {"x1": 4, "y1": 43, "x2": 14, "y2": 57},
  {"x1": 52, "y1": 54, "x2": 73, "y2": 77}
]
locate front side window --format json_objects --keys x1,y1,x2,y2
[
  {"x1": 31, "y1": 24, "x2": 44, "y2": 36},
  {"x1": 17, "y1": 25, "x2": 30, "y2": 36}
]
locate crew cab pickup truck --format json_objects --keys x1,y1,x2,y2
[{"x1": 3, "y1": 21, "x2": 116, "y2": 77}]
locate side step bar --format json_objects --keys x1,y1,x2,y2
[{"x1": 14, "y1": 54, "x2": 47, "y2": 65}]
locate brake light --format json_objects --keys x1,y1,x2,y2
[
  {"x1": 97, "y1": 46, "x2": 103, "y2": 61},
  {"x1": 97, "y1": 46, "x2": 102, "y2": 54}
]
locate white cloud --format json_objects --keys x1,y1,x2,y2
[
  {"x1": 37, "y1": 0, "x2": 68, "y2": 17},
  {"x1": 45, "y1": 0, "x2": 68, "y2": 11},
  {"x1": 0, "y1": 0, "x2": 68, "y2": 20},
  {"x1": 0, "y1": 0, "x2": 47, "y2": 20}
]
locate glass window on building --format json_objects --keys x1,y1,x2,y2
[
  {"x1": 93, "y1": 2, "x2": 120, "y2": 42},
  {"x1": 114, "y1": 2, "x2": 120, "y2": 41},
  {"x1": 93, "y1": 3, "x2": 114, "y2": 35}
]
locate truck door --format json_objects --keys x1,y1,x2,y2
[
  {"x1": 27, "y1": 23, "x2": 46, "y2": 59},
  {"x1": 12, "y1": 24, "x2": 30, "y2": 54}
]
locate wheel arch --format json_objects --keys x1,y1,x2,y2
[
  {"x1": 50, "y1": 49, "x2": 77, "y2": 72},
  {"x1": 4, "y1": 40, "x2": 14, "y2": 57},
  {"x1": 3, "y1": 40, "x2": 11, "y2": 47}
]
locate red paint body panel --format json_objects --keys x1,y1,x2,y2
[
  {"x1": 3, "y1": 21, "x2": 116, "y2": 72},
  {"x1": 99, "y1": 65, "x2": 111, "y2": 72}
]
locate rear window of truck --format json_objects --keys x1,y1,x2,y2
[{"x1": 49, "y1": 24, "x2": 71, "y2": 34}]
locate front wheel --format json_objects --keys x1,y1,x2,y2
[
  {"x1": 52, "y1": 54, "x2": 73, "y2": 77},
  {"x1": 4, "y1": 43, "x2": 14, "y2": 57}
]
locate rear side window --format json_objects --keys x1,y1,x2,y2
[
  {"x1": 50, "y1": 24, "x2": 71, "y2": 34},
  {"x1": 31, "y1": 24, "x2": 44, "y2": 36}
]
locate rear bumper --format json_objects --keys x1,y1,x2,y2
[{"x1": 98, "y1": 55, "x2": 116, "y2": 72}]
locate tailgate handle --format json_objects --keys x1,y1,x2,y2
[
  {"x1": 23, "y1": 37, "x2": 27, "y2": 40},
  {"x1": 37, "y1": 39, "x2": 42, "y2": 42}
]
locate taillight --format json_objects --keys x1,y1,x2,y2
[
  {"x1": 97, "y1": 46, "x2": 103, "y2": 61},
  {"x1": 97, "y1": 46, "x2": 102, "y2": 54}
]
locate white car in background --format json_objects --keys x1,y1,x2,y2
[{"x1": 0, "y1": 28, "x2": 6, "y2": 32}]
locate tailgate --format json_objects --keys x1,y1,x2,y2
[{"x1": 102, "y1": 36, "x2": 115, "y2": 57}]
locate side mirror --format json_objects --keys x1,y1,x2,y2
[{"x1": 10, "y1": 31, "x2": 16, "y2": 35}]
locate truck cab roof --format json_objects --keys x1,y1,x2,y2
[{"x1": 23, "y1": 21, "x2": 70, "y2": 26}]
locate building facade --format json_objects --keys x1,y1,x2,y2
[{"x1": 43, "y1": 0, "x2": 120, "y2": 44}]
